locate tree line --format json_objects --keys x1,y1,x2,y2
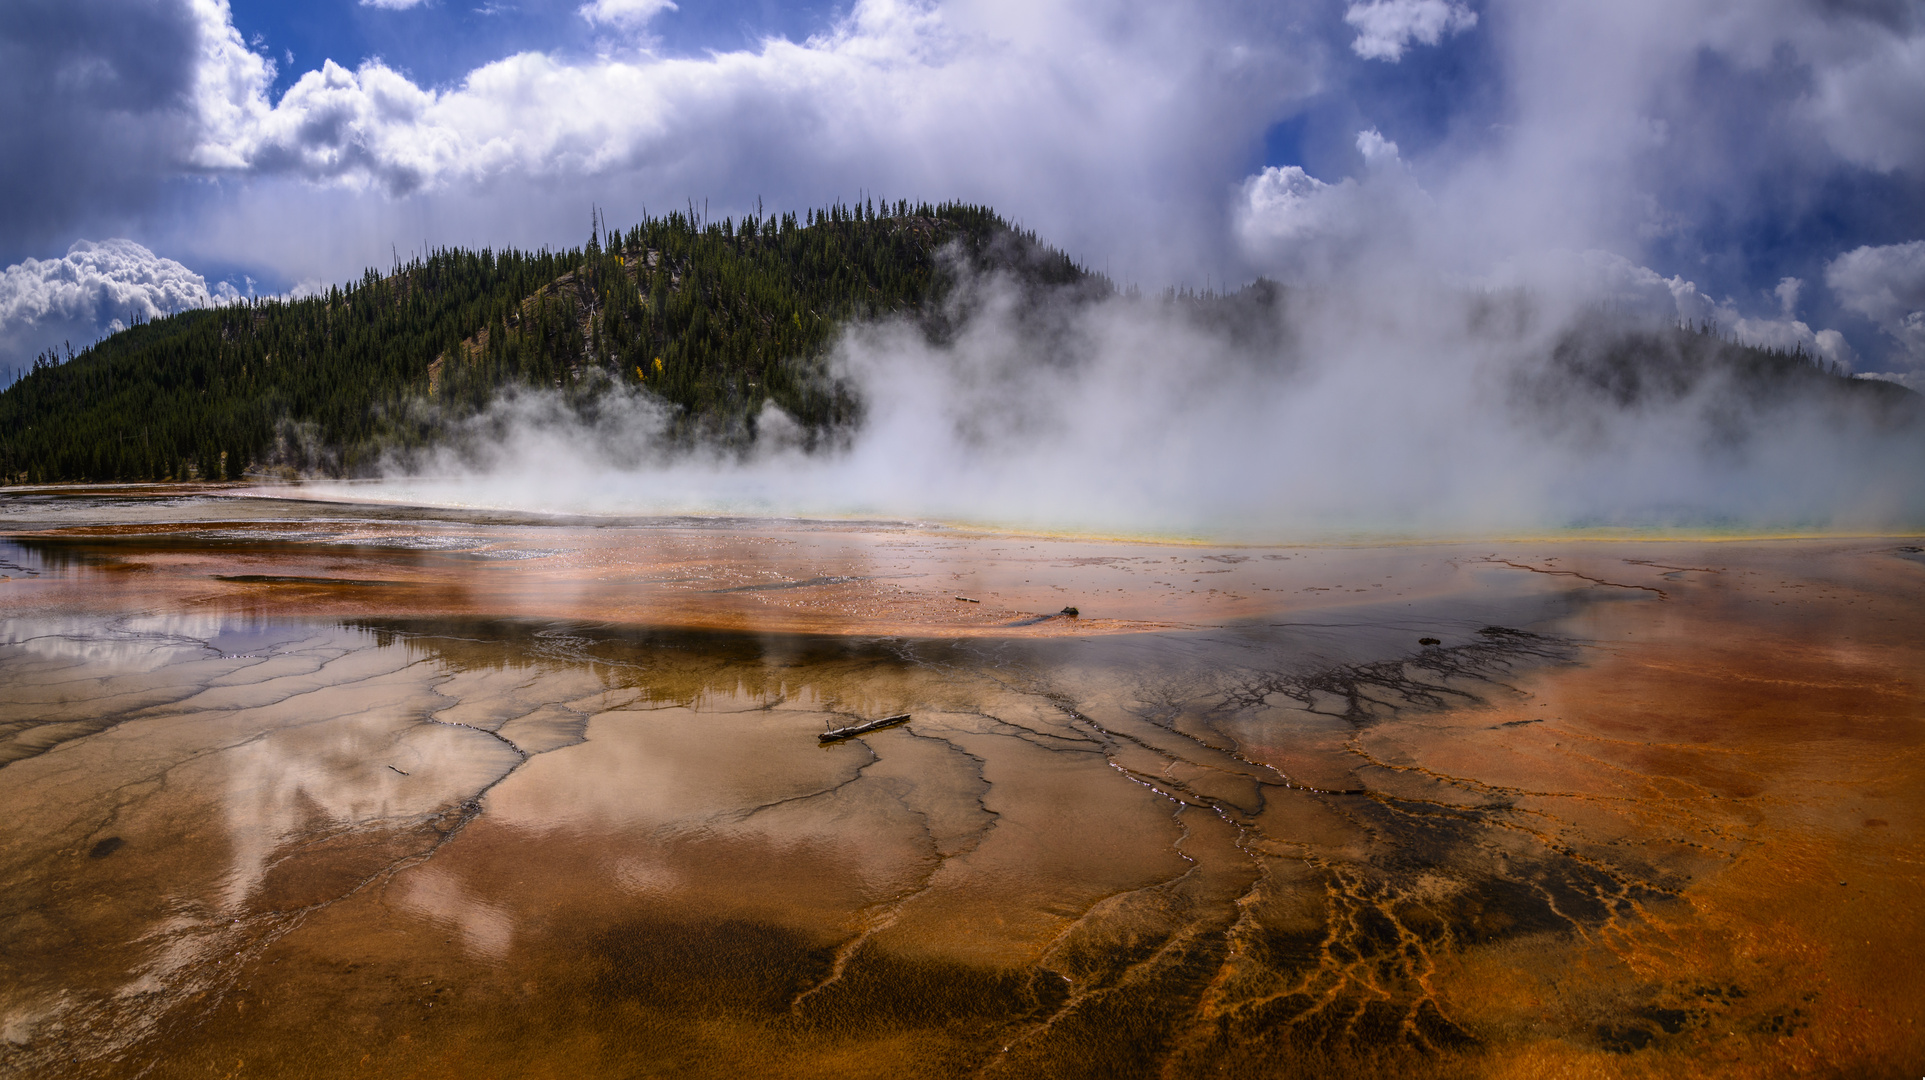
[
  {"x1": 1, "y1": 198, "x2": 1908, "y2": 485},
  {"x1": 0, "y1": 200, "x2": 1094, "y2": 483}
]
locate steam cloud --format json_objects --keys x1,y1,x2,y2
[
  {"x1": 325, "y1": 98, "x2": 1923, "y2": 538},
  {"x1": 3, "y1": 0, "x2": 1917, "y2": 534},
  {"x1": 337, "y1": 253, "x2": 1925, "y2": 540}
]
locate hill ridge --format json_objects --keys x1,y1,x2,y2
[{"x1": 0, "y1": 201, "x2": 1086, "y2": 482}]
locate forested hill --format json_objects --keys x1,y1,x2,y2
[
  {"x1": 0, "y1": 199, "x2": 1915, "y2": 485},
  {"x1": 0, "y1": 201, "x2": 1099, "y2": 482}
]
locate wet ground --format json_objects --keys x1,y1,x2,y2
[{"x1": 1, "y1": 485, "x2": 1921, "y2": 1078}]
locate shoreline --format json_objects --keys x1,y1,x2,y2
[{"x1": 4, "y1": 480, "x2": 1922, "y2": 552}]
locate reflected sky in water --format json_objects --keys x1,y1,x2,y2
[{"x1": 3, "y1": 491, "x2": 1924, "y2": 1077}]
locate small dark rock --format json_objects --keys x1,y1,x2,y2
[
  {"x1": 88, "y1": 837, "x2": 124, "y2": 859},
  {"x1": 1059, "y1": 606, "x2": 1079, "y2": 617},
  {"x1": 1595, "y1": 1024, "x2": 1655, "y2": 1053},
  {"x1": 1418, "y1": 637, "x2": 1441, "y2": 646}
]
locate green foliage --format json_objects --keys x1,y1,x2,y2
[
  {"x1": 0, "y1": 201, "x2": 1087, "y2": 482},
  {"x1": 0, "y1": 247, "x2": 571, "y2": 481}
]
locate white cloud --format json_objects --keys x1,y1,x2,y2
[
  {"x1": 1354, "y1": 127, "x2": 1401, "y2": 168},
  {"x1": 9, "y1": 0, "x2": 1914, "y2": 379},
  {"x1": 4, "y1": 0, "x2": 1917, "y2": 528},
  {"x1": 1516, "y1": 250, "x2": 1850, "y2": 370},
  {"x1": 1855, "y1": 370, "x2": 1923, "y2": 392},
  {"x1": 578, "y1": 0, "x2": 677, "y2": 29},
  {"x1": 186, "y1": 0, "x2": 1034, "y2": 190},
  {"x1": 1237, "y1": 166, "x2": 1336, "y2": 244},
  {"x1": 162, "y1": 0, "x2": 1319, "y2": 286},
  {"x1": 1728, "y1": 315, "x2": 1855, "y2": 371},
  {"x1": 1233, "y1": 161, "x2": 1373, "y2": 279},
  {"x1": 1799, "y1": 27, "x2": 1925, "y2": 174},
  {"x1": 1343, "y1": 0, "x2": 1476, "y2": 62},
  {"x1": 0, "y1": 239, "x2": 238, "y2": 369},
  {"x1": 1814, "y1": 329, "x2": 1856, "y2": 370},
  {"x1": 1233, "y1": 130, "x2": 1423, "y2": 278},
  {"x1": 362, "y1": 0, "x2": 430, "y2": 8},
  {"x1": 1774, "y1": 275, "x2": 1801, "y2": 317},
  {"x1": 1580, "y1": 249, "x2": 1717, "y2": 323},
  {"x1": 1826, "y1": 240, "x2": 1925, "y2": 366},
  {"x1": 184, "y1": 0, "x2": 281, "y2": 173}
]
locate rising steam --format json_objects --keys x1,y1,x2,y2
[{"x1": 311, "y1": 255, "x2": 1925, "y2": 540}]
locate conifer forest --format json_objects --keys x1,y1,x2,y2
[{"x1": 0, "y1": 200, "x2": 1907, "y2": 484}]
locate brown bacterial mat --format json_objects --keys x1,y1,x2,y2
[{"x1": 1, "y1": 488, "x2": 1921, "y2": 1078}]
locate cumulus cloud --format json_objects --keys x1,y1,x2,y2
[
  {"x1": 1856, "y1": 370, "x2": 1923, "y2": 392},
  {"x1": 1242, "y1": 0, "x2": 1925, "y2": 376},
  {"x1": 1234, "y1": 129, "x2": 1428, "y2": 278},
  {"x1": 1826, "y1": 240, "x2": 1925, "y2": 366},
  {"x1": 0, "y1": 238, "x2": 238, "y2": 376},
  {"x1": 1382, "y1": 0, "x2": 1925, "y2": 317},
  {"x1": 1353, "y1": 127, "x2": 1402, "y2": 167},
  {"x1": 152, "y1": 0, "x2": 1317, "y2": 286},
  {"x1": 1729, "y1": 316, "x2": 1857, "y2": 371},
  {"x1": 1799, "y1": 23, "x2": 1925, "y2": 174},
  {"x1": 1579, "y1": 250, "x2": 1718, "y2": 323},
  {"x1": 1815, "y1": 329, "x2": 1858, "y2": 370},
  {"x1": 1343, "y1": 0, "x2": 1476, "y2": 62},
  {"x1": 0, "y1": 0, "x2": 1915, "y2": 530},
  {"x1": 1, "y1": 0, "x2": 1920, "y2": 429},
  {"x1": 578, "y1": 0, "x2": 678, "y2": 29},
  {"x1": 4, "y1": 0, "x2": 1913, "y2": 320},
  {"x1": 1235, "y1": 166, "x2": 1343, "y2": 259},
  {"x1": 1775, "y1": 276, "x2": 1801, "y2": 317},
  {"x1": 1231, "y1": 122, "x2": 1867, "y2": 381},
  {"x1": 1565, "y1": 250, "x2": 1854, "y2": 369}
]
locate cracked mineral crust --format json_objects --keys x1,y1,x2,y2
[{"x1": 1, "y1": 488, "x2": 1921, "y2": 1078}]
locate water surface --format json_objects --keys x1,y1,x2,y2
[{"x1": 2, "y1": 487, "x2": 1921, "y2": 1077}]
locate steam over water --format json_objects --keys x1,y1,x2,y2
[{"x1": 337, "y1": 275, "x2": 1925, "y2": 538}]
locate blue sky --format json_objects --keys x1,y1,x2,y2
[
  {"x1": 226, "y1": 0, "x2": 842, "y2": 95},
  {"x1": 1, "y1": 0, "x2": 1922, "y2": 383}
]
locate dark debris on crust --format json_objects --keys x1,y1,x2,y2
[{"x1": 1217, "y1": 626, "x2": 1575, "y2": 728}]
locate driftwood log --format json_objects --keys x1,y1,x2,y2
[{"x1": 819, "y1": 714, "x2": 911, "y2": 743}]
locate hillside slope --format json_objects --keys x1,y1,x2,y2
[{"x1": 0, "y1": 201, "x2": 1092, "y2": 482}]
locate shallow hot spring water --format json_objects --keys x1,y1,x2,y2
[{"x1": 1, "y1": 487, "x2": 1921, "y2": 1078}]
